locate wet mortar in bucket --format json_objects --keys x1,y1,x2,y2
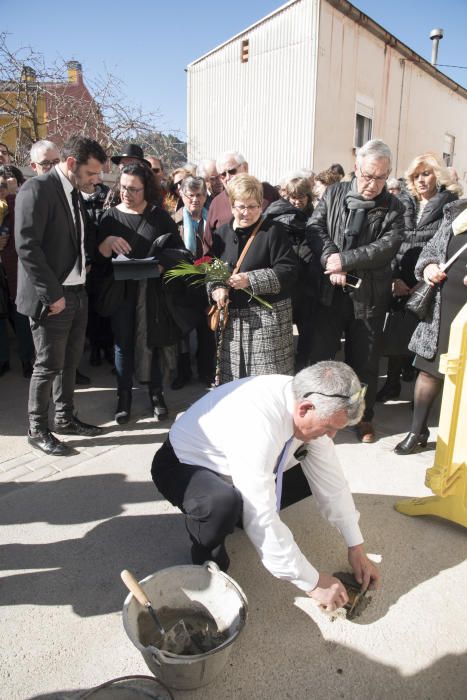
[{"x1": 137, "y1": 606, "x2": 229, "y2": 655}]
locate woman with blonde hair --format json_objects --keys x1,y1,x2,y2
[
  {"x1": 377, "y1": 152, "x2": 461, "y2": 402},
  {"x1": 210, "y1": 174, "x2": 297, "y2": 383}
]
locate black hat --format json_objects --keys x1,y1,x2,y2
[{"x1": 111, "y1": 143, "x2": 151, "y2": 167}]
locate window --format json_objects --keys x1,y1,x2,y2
[
  {"x1": 355, "y1": 114, "x2": 372, "y2": 148},
  {"x1": 443, "y1": 133, "x2": 455, "y2": 166},
  {"x1": 241, "y1": 39, "x2": 249, "y2": 63}
]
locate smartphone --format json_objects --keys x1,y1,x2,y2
[{"x1": 345, "y1": 274, "x2": 362, "y2": 289}]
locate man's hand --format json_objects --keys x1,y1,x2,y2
[
  {"x1": 0, "y1": 234, "x2": 9, "y2": 251},
  {"x1": 308, "y1": 572, "x2": 349, "y2": 612},
  {"x1": 392, "y1": 278, "x2": 410, "y2": 296},
  {"x1": 348, "y1": 544, "x2": 380, "y2": 593},
  {"x1": 48, "y1": 297, "x2": 66, "y2": 316},
  {"x1": 325, "y1": 253, "x2": 343, "y2": 273},
  {"x1": 328, "y1": 272, "x2": 347, "y2": 287}
]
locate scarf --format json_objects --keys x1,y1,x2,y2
[
  {"x1": 182, "y1": 207, "x2": 208, "y2": 254},
  {"x1": 343, "y1": 179, "x2": 376, "y2": 250},
  {"x1": 452, "y1": 207, "x2": 467, "y2": 235}
]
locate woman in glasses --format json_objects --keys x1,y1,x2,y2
[
  {"x1": 210, "y1": 174, "x2": 298, "y2": 383},
  {"x1": 265, "y1": 174, "x2": 319, "y2": 371},
  {"x1": 378, "y1": 153, "x2": 461, "y2": 403},
  {"x1": 97, "y1": 163, "x2": 184, "y2": 425}
]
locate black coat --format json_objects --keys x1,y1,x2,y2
[
  {"x1": 395, "y1": 188, "x2": 457, "y2": 287},
  {"x1": 306, "y1": 181, "x2": 404, "y2": 318},
  {"x1": 15, "y1": 168, "x2": 91, "y2": 319},
  {"x1": 212, "y1": 216, "x2": 298, "y2": 309}
]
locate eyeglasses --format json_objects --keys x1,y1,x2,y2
[
  {"x1": 303, "y1": 384, "x2": 367, "y2": 406},
  {"x1": 37, "y1": 159, "x2": 60, "y2": 168},
  {"x1": 233, "y1": 204, "x2": 261, "y2": 213},
  {"x1": 120, "y1": 185, "x2": 144, "y2": 194},
  {"x1": 358, "y1": 168, "x2": 388, "y2": 184},
  {"x1": 219, "y1": 167, "x2": 238, "y2": 178},
  {"x1": 184, "y1": 192, "x2": 204, "y2": 200}
]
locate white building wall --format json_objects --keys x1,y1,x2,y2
[
  {"x1": 187, "y1": 0, "x2": 320, "y2": 184},
  {"x1": 314, "y1": 1, "x2": 467, "y2": 181}
]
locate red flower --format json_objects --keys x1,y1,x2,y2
[{"x1": 194, "y1": 256, "x2": 212, "y2": 266}]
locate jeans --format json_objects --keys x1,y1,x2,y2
[
  {"x1": 111, "y1": 293, "x2": 162, "y2": 392},
  {"x1": 28, "y1": 287, "x2": 88, "y2": 433}
]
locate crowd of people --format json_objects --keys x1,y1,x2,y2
[
  {"x1": 1, "y1": 133, "x2": 467, "y2": 609},
  {"x1": 1, "y1": 135, "x2": 466, "y2": 456}
]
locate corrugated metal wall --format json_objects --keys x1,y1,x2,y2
[{"x1": 187, "y1": 0, "x2": 319, "y2": 184}]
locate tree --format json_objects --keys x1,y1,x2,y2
[{"x1": 0, "y1": 33, "x2": 187, "y2": 167}]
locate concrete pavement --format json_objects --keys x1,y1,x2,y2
[{"x1": 1, "y1": 352, "x2": 466, "y2": 699}]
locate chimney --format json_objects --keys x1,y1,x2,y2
[
  {"x1": 67, "y1": 60, "x2": 83, "y2": 84},
  {"x1": 21, "y1": 65, "x2": 37, "y2": 82},
  {"x1": 430, "y1": 28, "x2": 444, "y2": 66}
]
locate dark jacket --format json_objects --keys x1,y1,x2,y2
[
  {"x1": 306, "y1": 181, "x2": 404, "y2": 318},
  {"x1": 15, "y1": 168, "x2": 90, "y2": 319},
  {"x1": 264, "y1": 197, "x2": 319, "y2": 302},
  {"x1": 212, "y1": 216, "x2": 298, "y2": 309},
  {"x1": 395, "y1": 188, "x2": 458, "y2": 287}
]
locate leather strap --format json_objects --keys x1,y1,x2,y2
[{"x1": 232, "y1": 216, "x2": 264, "y2": 275}]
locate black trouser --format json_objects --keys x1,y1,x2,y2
[
  {"x1": 151, "y1": 439, "x2": 243, "y2": 570},
  {"x1": 28, "y1": 286, "x2": 88, "y2": 433},
  {"x1": 309, "y1": 291, "x2": 384, "y2": 421}
]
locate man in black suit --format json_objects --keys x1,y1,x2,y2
[{"x1": 15, "y1": 135, "x2": 108, "y2": 455}]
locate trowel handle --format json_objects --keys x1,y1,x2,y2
[{"x1": 121, "y1": 569, "x2": 151, "y2": 608}]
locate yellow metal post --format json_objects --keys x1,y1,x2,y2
[{"x1": 395, "y1": 302, "x2": 467, "y2": 527}]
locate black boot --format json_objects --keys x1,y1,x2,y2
[
  {"x1": 115, "y1": 390, "x2": 132, "y2": 425},
  {"x1": 394, "y1": 428, "x2": 430, "y2": 455},
  {"x1": 171, "y1": 353, "x2": 192, "y2": 390},
  {"x1": 376, "y1": 380, "x2": 401, "y2": 402},
  {"x1": 149, "y1": 388, "x2": 168, "y2": 420}
]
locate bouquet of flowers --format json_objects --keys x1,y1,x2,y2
[{"x1": 164, "y1": 256, "x2": 272, "y2": 309}]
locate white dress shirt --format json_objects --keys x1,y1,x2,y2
[
  {"x1": 169, "y1": 375, "x2": 364, "y2": 592},
  {"x1": 55, "y1": 165, "x2": 86, "y2": 286}
]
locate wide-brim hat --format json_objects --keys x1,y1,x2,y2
[{"x1": 111, "y1": 143, "x2": 151, "y2": 167}]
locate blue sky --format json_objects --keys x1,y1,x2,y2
[{"x1": 3, "y1": 1, "x2": 467, "y2": 138}]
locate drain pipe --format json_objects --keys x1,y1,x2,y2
[{"x1": 430, "y1": 28, "x2": 444, "y2": 66}]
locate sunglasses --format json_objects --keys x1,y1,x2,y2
[
  {"x1": 219, "y1": 167, "x2": 238, "y2": 178},
  {"x1": 303, "y1": 384, "x2": 367, "y2": 406}
]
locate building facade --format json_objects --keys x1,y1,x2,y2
[{"x1": 187, "y1": 0, "x2": 467, "y2": 183}]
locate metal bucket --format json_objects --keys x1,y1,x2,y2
[{"x1": 122, "y1": 561, "x2": 248, "y2": 690}]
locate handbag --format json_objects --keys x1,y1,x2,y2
[
  {"x1": 405, "y1": 240, "x2": 467, "y2": 321},
  {"x1": 207, "y1": 217, "x2": 263, "y2": 331},
  {"x1": 382, "y1": 302, "x2": 418, "y2": 356}
]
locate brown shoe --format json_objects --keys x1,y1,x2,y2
[{"x1": 356, "y1": 421, "x2": 375, "y2": 443}]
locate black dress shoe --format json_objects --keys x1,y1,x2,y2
[
  {"x1": 28, "y1": 430, "x2": 72, "y2": 456},
  {"x1": 376, "y1": 382, "x2": 401, "y2": 402},
  {"x1": 75, "y1": 370, "x2": 91, "y2": 385},
  {"x1": 22, "y1": 360, "x2": 34, "y2": 379},
  {"x1": 0, "y1": 360, "x2": 10, "y2": 377},
  {"x1": 54, "y1": 417, "x2": 102, "y2": 436},
  {"x1": 394, "y1": 429, "x2": 430, "y2": 455},
  {"x1": 89, "y1": 347, "x2": 102, "y2": 366},
  {"x1": 149, "y1": 389, "x2": 168, "y2": 420}
]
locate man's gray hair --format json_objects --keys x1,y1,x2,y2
[
  {"x1": 216, "y1": 150, "x2": 246, "y2": 172},
  {"x1": 356, "y1": 139, "x2": 392, "y2": 170},
  {"x1": 30, "y1": 140, "x2": 59, "y2": 163},
  {"x1": 292, "y1": 361, "x2": 364, "y2": 425},
  {"x1": 180, "y1": 175, "x2": 207, "y2": 196},
  {"x1": 197, "y1": 159, "x2": 217, "y2": 178}
]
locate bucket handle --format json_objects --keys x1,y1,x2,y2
[{"x1": 203, "y1": 561, "x2": 249, "y2": 614}]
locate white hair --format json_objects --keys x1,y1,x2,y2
[
  {"x1": 197, "y1": 159, "x2": 217, "y2": 178},
  {"x1": 30, "y1": 140, "x2": 59, "y2": 163},
  {"x1": 356, "y1": 139, "x2": 392, "y2": 169},
  {"x1": 216, "y1": 150, "x2": 246, "y2": 172}
]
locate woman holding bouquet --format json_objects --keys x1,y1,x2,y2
[{"x1": 210, "y1": 174, "x2": 298, "y2": 383}]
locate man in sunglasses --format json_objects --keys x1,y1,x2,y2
[
  {"x1": 152, "y1": 360, "x2": 380, "y2": 612},
  {"x1": 203, "y1": 150, "x2": 279, "y2": 252},
  {"x1": 307, "y1": 139, "x2": 404, "y2": 444}
]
